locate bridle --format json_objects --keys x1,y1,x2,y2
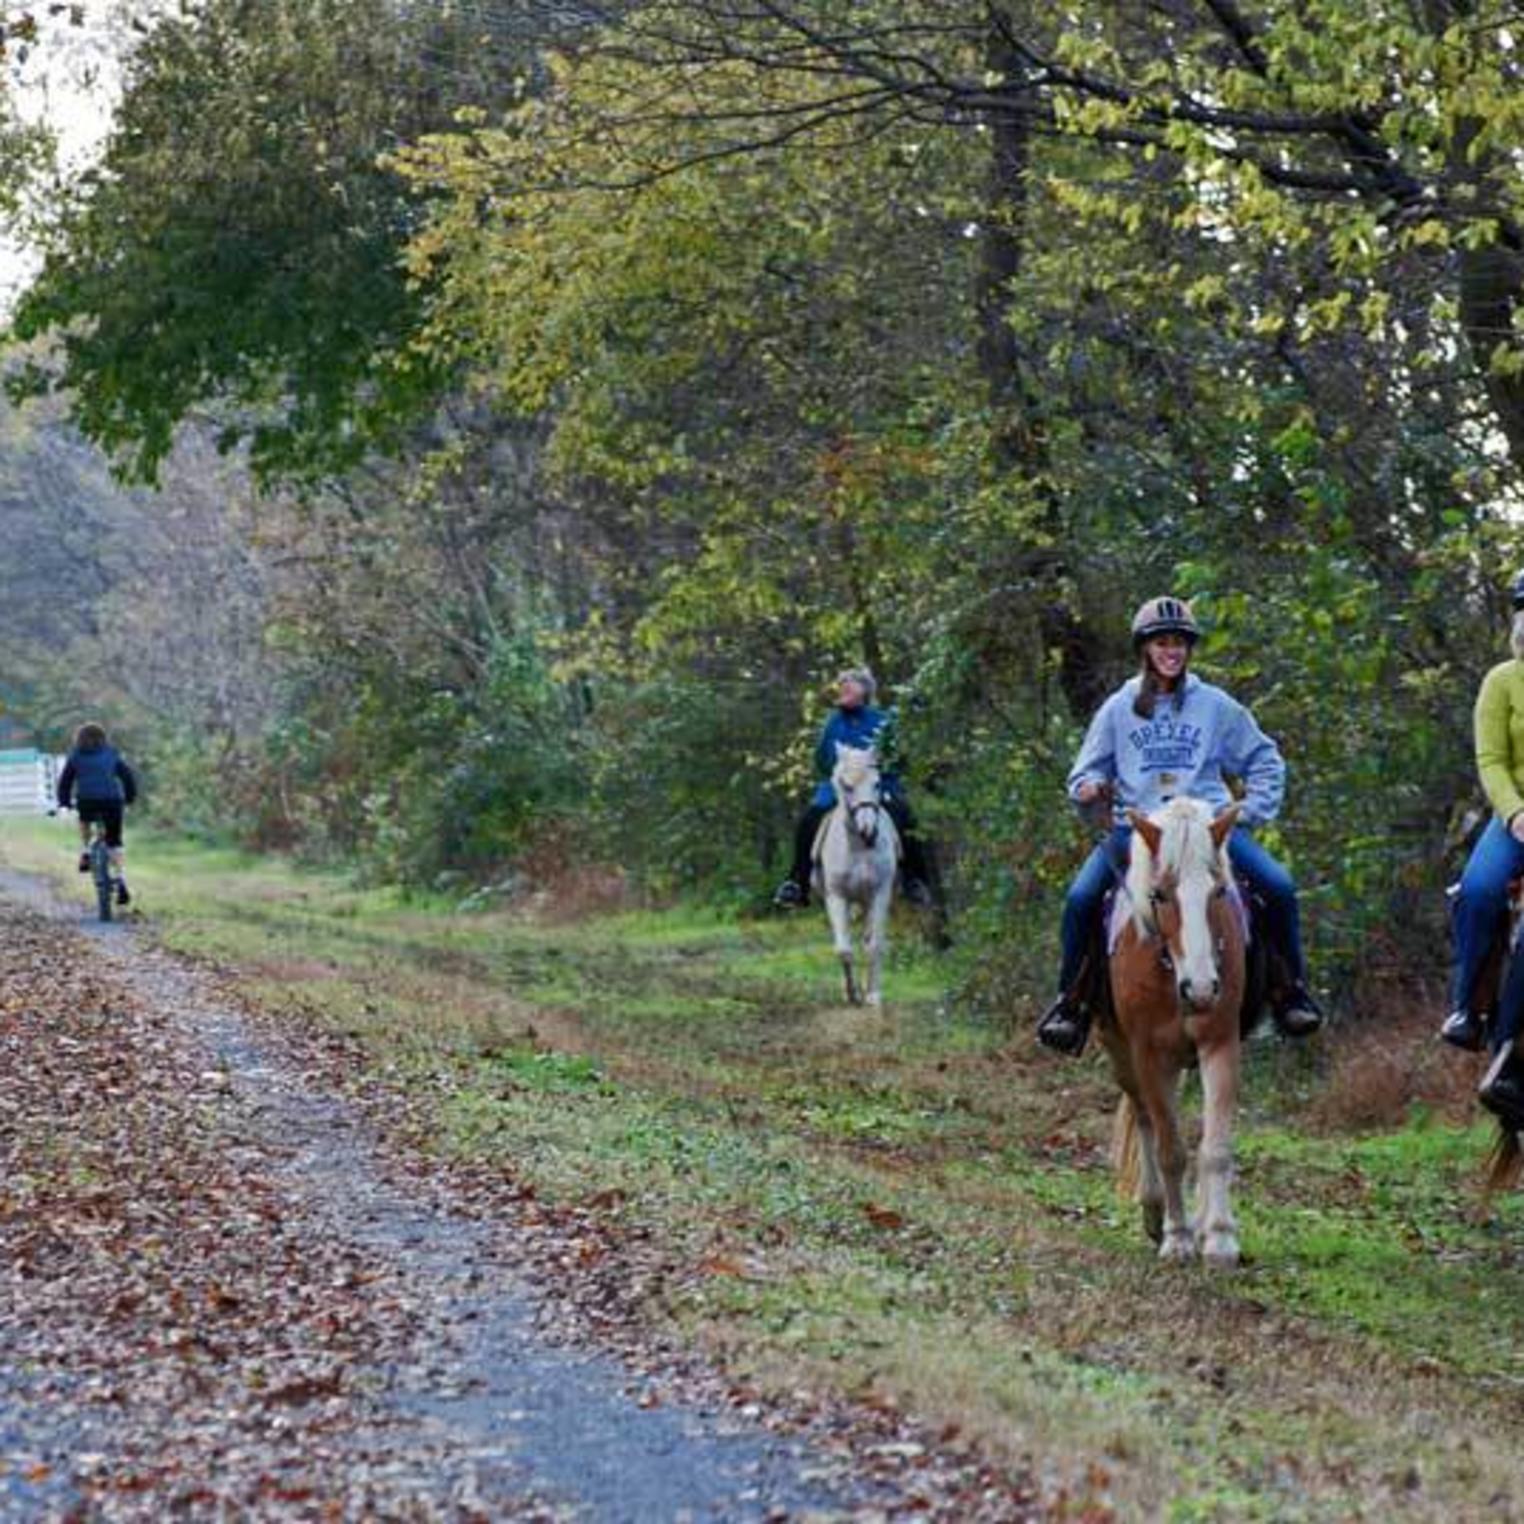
[
  {"x1": 1143, "y1": 875, "x2": 1232, "y2": 973},
  {"x1": 836, "y1": 776, "x2": 883, "y2": 844}
]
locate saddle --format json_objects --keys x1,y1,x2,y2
[
  {"x1": 1071, "y1": 880, "x2": 1285, "y2": 1042},
  {"x1": 1451, "y1": 876, "x2": 1524, "y2": 1047},
  {"x1": 811, "y1": 811, "x2": 833, "y2": 864}
]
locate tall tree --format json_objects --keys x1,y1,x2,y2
[
  {"x1": 571, "y1": 1, "x2": 1524, "y2": 474},
  {"x1": 9, "y1": 0, "x2": 524, "y2": 481}
]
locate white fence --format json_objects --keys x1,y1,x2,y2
[{"x1": 0, "y1": 751, "x2": 65, "y2": 816}]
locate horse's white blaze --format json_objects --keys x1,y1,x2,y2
[
  {"x1": 1127, "y1": 798, "x2": 1227, "y2": 1007},
  {"x1": 1176, "y1": 875, "x2": 1218, "y2": 1006},
  {"x1": 851, "y1": 802, "x2": 879, "y2": 845}
]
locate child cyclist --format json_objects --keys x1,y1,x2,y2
[{"x1": 57, "y1": 722, "x2": 137, "y2": 907}]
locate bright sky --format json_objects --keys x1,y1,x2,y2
[{"x1": 0, "y1": 3, "x2": 132, "y2": 313}]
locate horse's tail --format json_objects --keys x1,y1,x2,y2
[
  {"x1": 1484, "y1": 1123, "x2": 1523, "y2": 1199},
  {"x1": 1112, "y1": 1095, "x2": 1140, "y2": 1202}
]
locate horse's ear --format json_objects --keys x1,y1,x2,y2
[
  {"x1": 1210, "y1": 802, "x2": 1242, "y2": 850},
  {"x1": 1126, "y1": 808, "x2": 1163, "y2": 859}
]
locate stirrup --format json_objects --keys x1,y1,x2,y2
[
  {"x1": 1037, "y1": 994, "x2": 1090, "y2": 1057},
  {"x1": 1440, "y1": 1008, "x2": 1487, "y2": 1053},
  {"x1": 1273, "y1": 983, "x2": 1324, "y2": 1038},
  {"x1": 1479, "y1": 1042, "x2": 1524, "y2": 1130}
]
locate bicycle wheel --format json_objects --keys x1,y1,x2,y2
[{"x1": 91, "y1": 839, "x2": 113, "y2": 922}]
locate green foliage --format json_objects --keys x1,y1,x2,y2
[
  {"x1": 284, "y1": 625, "x2": 580, "y2": 888},
  {"x1": 584, "y1": 674, "x2": 799, "y2": 901},
  {"x1": 8, "y1": 0, "x2": 517, "y2": 482},
  {"x1": 364, "y1": 631, "x2": 581, "y2": 888},
  {"x1": 6, "y1": 0, "x2": 1523, "y2": 1003}
]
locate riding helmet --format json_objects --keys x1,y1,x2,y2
[{"x1": 1130, "y1": 596, "x2": 1200, "y2": 649}]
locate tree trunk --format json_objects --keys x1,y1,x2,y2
[
  {"x1": 978, "y1": 17, "x2": 1107, "y2": 721},
  {"x1": 1459, "y1": 241, "x2": 1524, "y2": 469}
]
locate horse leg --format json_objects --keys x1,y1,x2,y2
[
  {"x1": 1114, "y1": 1088, "x2": 1166, "y2": 1245},
  {"x1": 825, "y1": 889, "x2": 859, "y2": 1005},
  {"x1": 1133, "y1": 1103, "x2": 1167, "y2": 1245},
  {"x1": 1136, "y1": 1047, "x2": 1192, "y2": 1261},
  {"x1": 1196, "y1": 1034, "x2": 1240, "y2": 1269},
  {"x1": 864, "y1": 877, "x2": 892, "y2": 1008}
]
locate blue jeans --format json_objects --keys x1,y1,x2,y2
[
  {"x1": 1057, "y1": 825, "x2": 1307, "y2": 992},
  {"x1": 1452, "y1": 817, "x2": 1524, "y2": 1035}
]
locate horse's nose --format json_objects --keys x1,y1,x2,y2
[{"x1": 1179, "y1": 977, "x2": 1219, "y2": 1011}]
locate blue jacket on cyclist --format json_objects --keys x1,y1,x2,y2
[{"x1": 58, "y1": 728, "x2": 137, "y2": 809}]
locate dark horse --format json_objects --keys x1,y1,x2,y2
[{"x1": 1468, "y1": 882, "x2": 1524, "y2": 1195}]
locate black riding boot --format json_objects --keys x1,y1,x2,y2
[
  {"x1": 1273, "y1": 981, "x2": 1325, "y2": 1037},
  {"x1": 1038, "y1": 867, "x2": 1117, "y2": 1057},
  {"x1": 885, "y1": 798, "x2": 937, "y2": 909},
  {"x1": 1441, "y1": 1008, "x2": 1487, "y2": 1051},
  {"x1": 774, "y1": 804, "x2": 830, "y2": 908},
  {"x1": 1478, "y1": 956, "x2": 1524, "y2": 1123},
  {"x1": 1440, "y1": 891, "x2": 1491, "y2": 1050},
  {"x1": 1480, "y1": 1041, "x2": 1524, "y2": 1128},
  {"x1": 1037, "y1": 991, "x2": 1092, "y2": 1056},
  {"x1": 1263, "y1": 921, "x2": 1324, "y2": 1036}
]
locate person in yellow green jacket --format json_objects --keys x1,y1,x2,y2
[{"x1": 1442, "y1": 570, "x2": 1524, "y2": 1124}]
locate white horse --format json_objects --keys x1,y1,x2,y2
[{"x1": 814, "y1": 744, "x2": 899, "y2": 1006}]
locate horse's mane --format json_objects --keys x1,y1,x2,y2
[
  {"x1": 833, "y1": 747, "x2": 879, "y2": 791},
  {"x1": 1126, "y1": 798, "x2": 1226, "y2": 933}
]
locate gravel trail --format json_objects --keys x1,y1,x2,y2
[{"x1": 0, "y1": 873, "x2": 925, "y2": 1522}]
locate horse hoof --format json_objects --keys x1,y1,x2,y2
[
  {"x1": 1159, "y1": 1231, "x2": 1196, "y2": 1264},
  {"x1": 865, "y1": 992, "x2": 883, "y2": 1009},
  {"x1": 1202, "y1": 1235, "x2": 1241, "y2": 1270}
]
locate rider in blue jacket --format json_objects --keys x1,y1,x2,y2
[
  {"x1": 773, "y1": 668, "x2": 935, "y2": 909},
  {"x1": 57, "y1": 722, "x2": 137, "y2": 906}
]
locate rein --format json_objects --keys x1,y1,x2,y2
[
  {"x1": 845, "y1": 796, "x2": 882, "y2": 842},
  {"x1": 841, "y1": 780, "x2": 890, "y2": 841}
]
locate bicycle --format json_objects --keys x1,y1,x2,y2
[{"x1": 85, "y1": 816, "x2": 115, "y2": 922}]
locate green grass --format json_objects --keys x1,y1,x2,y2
[{"x1": 7, "y1": 814, "x2": 1524, "y2": 1518}]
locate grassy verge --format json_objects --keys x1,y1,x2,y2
[{"x1": 7, "y1": 816, "x2": 1524, "y2": 1519}]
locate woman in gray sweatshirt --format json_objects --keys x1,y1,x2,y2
[{"x1": 1036, "y1": 597, "x2": 1323, "y2": 1056}]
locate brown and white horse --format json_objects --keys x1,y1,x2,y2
[{"x1": 1104, "y1": 798, "x2": 1247, "y2": 1267}]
